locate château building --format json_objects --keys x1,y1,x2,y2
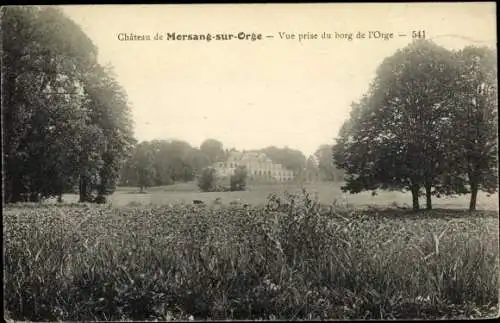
[{"x1": 212, "y1": 151, "x2": 294, "y2": 182}]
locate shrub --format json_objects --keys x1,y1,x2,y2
[
  {"x1": 230, "y1": 166, "x2": 247, "y2": 191},
  {"x1": 197, "y1": 167, "x2": 217, "y2": 192}
]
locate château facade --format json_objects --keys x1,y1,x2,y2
[{"x1": 212, "y1": 151, "x2": 295, "y2": 182}]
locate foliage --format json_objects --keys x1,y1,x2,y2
[
  {"x1": 120, "y1": 140, "x2": 211, "y2": 187},
  {"x1": 313, "y1": 144, "x2": 344, "y2": 182},
  {"x1": 125, "y1": 142, "x2": 157, "y2": 192},
  {"x1": 304, "y1": 155, "x2": 320, "y2": 182},
  {"x1": 200, "y1": 138, "x2": 225, "y2": 164},
  {"x1": 230, "y1": 165, "x2": 247, "y2": 191},
  {"x1": 83, "y1": 64, "x2": 136, "y2": 200},
  {"x1": 448, "y1": 46, "x2": 498, "y2": 211},
  {"x1": 259, "y1": 146, "x2": 307, "y2": 175},
  {"x1": 197, "y1": 167, "x2": 217, "y2": 192},
  {"x1": 4, "y1": 196, "x2": 499, "y2": 321},
  {"x1": 2, "y1": 7, "x2": 134, "y2": 203},
  {"x1": 333, "y1": 40, "x2": 498, "y2": 211},
  {"x1": 120, "y1": 140, "x2": 312, "y2": 188}
]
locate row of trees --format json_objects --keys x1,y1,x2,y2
[
  {"x1": 118, "y1": 138, "x2": 335, "y2": 191},
  {"x1": 333, "y1": 40, "x2": 497, "y2": 211},
  {"x1": 3, "y1": 7, "x2": 136, "y2": 203},
  {"x1": 118, "y1": 139, "x2": 214, "y2": 191}
]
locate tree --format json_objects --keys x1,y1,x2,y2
[
  {"x1": 305, "y1": 156, "x2": 320, "y2": 182},
  {"x1": 450, "y1": 46, "x2": 498, "y2": 211},
  {"x1": 82, "y1": 64, "x2": 135, "y2": 202},
  {"x1": 167, "y1": 140, "x2": 196, "y2": 182},
  {"x1": 230, "y1": 165, "x2": 247, "y2": 191},
  {"x1": 148, "y1": 140, "x2": 174, "y2": 186},
  {"x1": 187, "y1": 148, "x2": 211, "y2": 179},
  {"x1": 259, "y1": 146, "x2": 307, "y2": 175},
  {"x1": 200, "y1": 139, "x2": 224, "y2": 164},
  {"x1": 314, "y1": 144, "x2": 344, "y2": 181},
  {"x1": 127, "y1": 142, "x2": 156, "y2": 192},
  {"x1": 120, "y1": 140, "x2": 211, "y2": 186},
  {"x1": 2, "y1": 7, "x2": 134, "y2": 204},
  {"x1": 197, "y1": 167, "x2": 217, "y2": 192},
  {"x1": 2, "y1": 6, "x2": 98, "y2": 202},
  {"x1": 333, "y1": 40, "x2": 460, "y2": 211}
]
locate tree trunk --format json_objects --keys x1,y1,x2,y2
[
  {"x1": 29, "y1": 192, "x2": 40, "y2": 202},
  {"x1": 6, "y1": 178, "x2": 22, "y2": 203},
  {"x1": 425, "y1": 183, "x2": 432, "y2": 210},
  {"x1": 469, "y1": 181, "x2": 478, "y2": 212},
  {"x1": 79, "y1": 175, "x2": 90, "y2": 202},
  {"x1": 97, "y1": 170, "x2": 107, "y2": 197},
  {"x1": 55, "y1": 180, "x2": 64, "y2": 203},
  {"x1": 410, "y1": 184, "x2": 420, "y2": 212},
  {"x1": 95, "y1": 169, "x2": 108, "y2": 204}
]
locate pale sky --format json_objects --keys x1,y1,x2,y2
[{"x1": 60, "y1": 3, "x2": 496, "y2": 157}]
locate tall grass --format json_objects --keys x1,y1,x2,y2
[{"x1": 3, "y1": 191, "x2": 499, "y2": 320}]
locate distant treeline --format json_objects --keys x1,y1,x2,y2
[{"x1": 117, "y1": 139, "x2": 344, "y2": 191}]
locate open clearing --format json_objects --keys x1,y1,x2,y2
[{"x1": 52, "y1": 182, "x2": 499, "y2": 210}]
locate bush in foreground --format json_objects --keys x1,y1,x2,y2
[{"x1": 3, "y1": 192, "x2": 499, "y2": 321}]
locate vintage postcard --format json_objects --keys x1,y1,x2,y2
[{"x1": 2, "y1": 3, "x2": 498, "y2": 321}]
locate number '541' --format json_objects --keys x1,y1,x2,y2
[{"x1": 412, "y1": 30, "x2": 426, "y2": 39}]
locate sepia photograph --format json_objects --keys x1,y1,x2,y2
[{"x1": 2, "y1": 3, "x2": 499, "y2": 321}]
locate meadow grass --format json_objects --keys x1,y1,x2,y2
[
  {"x1": 4, "y1": 190, "x2": 499, "y2": 321},
  {"x1": 49, "y1": 181, "x2": 499, "y2": 211}
]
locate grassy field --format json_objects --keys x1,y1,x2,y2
[
  {"x1": 4, "y1": 188, "x2": 499, "y2": 321},
  {"x1": 51, "y1": 181, "x2": 499, "y2": 210}
]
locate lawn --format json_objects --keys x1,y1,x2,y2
[
  {"x1": 3, "y1": 189, "x2": 499, "y2": 321},
  {"x1": 51, "y1": 181, "x2": 499, "y2": 210}
]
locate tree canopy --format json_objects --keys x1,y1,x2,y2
[
  {"x1": 313, "y1": 144, "x2": 344, "y2": 182},
  {"x1": 333, "y1": 40, "x2": 498, "y2": 211},
  {"x1": 200, "y1": 138, "x2": 225, "y2": 164},
  {"x1": 259, "y1": 146, "x2": 307, "y2": 174},
  {"x1": 2, "y1": 6, "x2": 135, "y2": 203}
]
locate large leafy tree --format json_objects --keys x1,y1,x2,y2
[
  {"x1": 2, "y1": 6, "x2": 135, "y2": 203},
  {"x1": 259, "y1": 146, "x2": 307, "y2": 175},
  {"x1": 2, "y1": 6, "x2": 97, "y2": 202},
  {"x1": 125, "y1": 142, "x2": 156, "y2": 192},
  {"x1": 200, "y1": 138, "x2": 225, "y2": 164},
  {"x1": 313, "y1": 144, "x2": 344, "y2": 182},
  {"x1": 449, "y1": 46, "x2": 498, "y2": 211},
  {"x1": 187, "y1": 147, "x2": 210, "y2": 178},
  {"x1": 166, "y1": 140, "x2": 197, "y2": 182},
  {"x1": 334, "y1": 40, "x2": 460, "y2": 211},
  {"x1": 80, "y1": 64, "x2": 136, "y2": 202},
  {"x1": 149, "y1": 140, "x2": 175, "y2": 186},
  {"x1": 305, "y1": 155, "x2": 320, "y2": 182}
]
